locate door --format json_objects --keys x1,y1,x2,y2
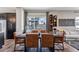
[{"x1": 7, "y1": 14, "x2": 16, "y2": 39}]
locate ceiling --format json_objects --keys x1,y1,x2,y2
[
  {"x1": 24, "y1": 7, "x2": 79, "y2": 12},
  {"x1": 0, "y1": 7, "x2": 79, "y2": 13},
  {"x1": 0, "y1": 7, "x2": 16, "y2": 13}
]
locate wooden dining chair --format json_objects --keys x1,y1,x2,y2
[
  {"x1": 26, "y1": 33, "x2": 38, "y2": 48},
  {"x1": 13, "y1": 32, "x2": 25, "y2": 51},
  {"x1": 42, "y1": 33, "x2": 54, "y2": 51},
  {"x1": 40, "y1": 30, "x2": 48, "y2": 33},
  {"x1": 32, "y1": 30, "x2": 38, "y2": 33},
  {"x1": 54, "y1": 31, "x2": 65, "y2": 50}
]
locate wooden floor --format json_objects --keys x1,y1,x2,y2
[{"x1": 0, "y1": 39, "x2": 78, "y2": 52}]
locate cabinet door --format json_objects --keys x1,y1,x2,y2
[{"x1": 7, "y1": 14, "x2": 16, "y2": 39}]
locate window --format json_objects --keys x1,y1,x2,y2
[
  {"x1": 59, "y1": 19, "x2": 75, "y2": 26},
  {"x1": 75, "y1": 17, "x2": 79, "y2": 29},
  {"x1": 25, "y1": 13, "x2": 46, "y2": 32}
]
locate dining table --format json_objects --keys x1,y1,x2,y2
[{"x1": 16, "y1": 32, "x2": 64, "y2": 52}]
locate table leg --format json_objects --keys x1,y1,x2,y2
[
  {"x1": 37, "y1": 38, "x2": 40, "y2": 52},
  {"x1": 53, "y1": 37, "x2": 55, "y2": 52},
  {"x1": 37, "y1": 38, "x2": 42, "y2": 52},
  {"x1": 24, "y1": 38, "x2": 28, "y2": 52},
  {"x1": 52, "y1": 45, "x2": 54, "y2": 52}
]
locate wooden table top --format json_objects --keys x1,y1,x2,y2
[{"x1": 16, "y1": 32, "x2": 64, "y2": 38}]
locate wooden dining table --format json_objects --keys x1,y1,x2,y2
[{"x1": 17, "y1": 32, "x2": 64, "y2": 52}]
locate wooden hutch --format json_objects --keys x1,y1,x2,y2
[{"x1": 48, "y1": 14, "x2": 57, "y2": 31}]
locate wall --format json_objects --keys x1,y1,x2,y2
[
  {"x1": 49, "y1": 11, "x2": 79, "y2": 19},
  {"x1": 27, "y1": 13, "x2": 46, "y2": 17},
  {"x1": 49, "y1": 11, "x2": 79, "y2": 32}
]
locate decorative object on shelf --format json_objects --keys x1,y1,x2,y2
[
  {"x1": 53, "y1": 15, "x2": 57, "y2": 26},
  {"x1": 48, "y1": 14, "x2": 57, "y2": 31},
  {"x1": 53, "y1": 28, "x2": 57, "y2": 34}
]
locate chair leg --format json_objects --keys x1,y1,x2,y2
[
  {"x1": 62, "y1": 43, "x2": 64, "y2": 50},
  {"x1": 14, "y1": 43, "x2": 25, "y2": 52},
  {"x1": 14, "y1": 44, "x2": 16, "y2": 51},
  {"x1": 54, "y1": 43, "x2": 64, "y2": 50}
]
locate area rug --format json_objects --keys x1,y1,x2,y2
[{"x1": 66, "y1": 40, "x2": 79, "y2": 50}]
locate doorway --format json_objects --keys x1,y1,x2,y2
[{"x1": 7, "y1": 13, "x2": 16, "y2": 39}]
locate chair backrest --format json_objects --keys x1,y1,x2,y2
[
  {"x1": 13, "y1": 32, "x2": 17, "y2": 39},
  {"x1": 26, "y1": 33, "x2": 38, "y2": 47},
  {"x1": 32, "y1": 30, "x2": 38, "y2": 33},
  {"x1": 13, "y1": 32, "x2": 23, "y2": 44},
  {"x1": 13, "y1": 32, "x2": 17, "y2": 43},
  {"x1": 54, "y1": 31, "x2": 65, "y2": 43},
  {"x1": 42, "y1": 33, "x2": 54, "y2": 48},
  {"x1": 40, "y1": 30, "x2": 48, "y2": 33}
]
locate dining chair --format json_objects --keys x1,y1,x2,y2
[
  {"x1": 26, "y1": 33, "x2": 38, "y2": 48},
  {"x1": 54, "y1": 31, "x2": 65, "y2": 50},
  {"x1": 32, "y1": 30, "x2": 38, "y2": 33},
  {"x1": 40, "y1": 30, "x2": 48, "y2": 33},
  {"x1": 42, "y1": 33, "x2": 54, "y2": 51},
  {"x1": 13, "y1": 32, "x2": 25, "y2": 51}
]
